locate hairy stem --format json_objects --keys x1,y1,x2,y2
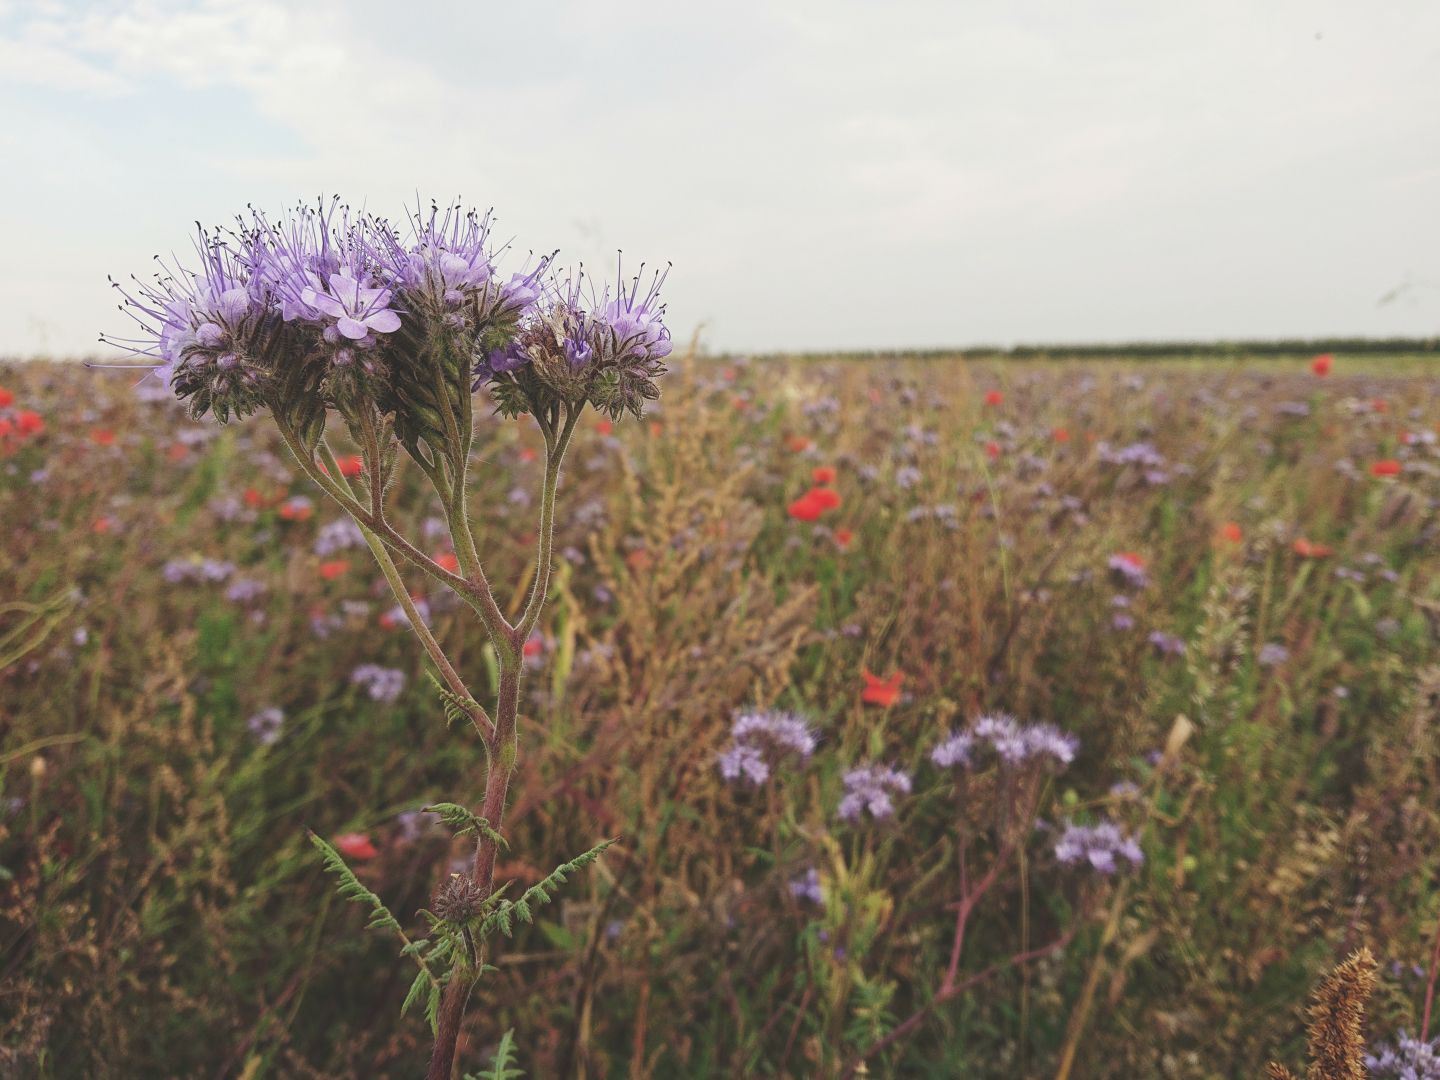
[
  {"x1": 517, "y1": 405, "x2": 579, "y2": 640},
  {"x1": 427, "y1": 661, "x2": 522, "y2": 1080}
]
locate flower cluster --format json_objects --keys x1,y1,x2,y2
[
  {"x1": 1053, "y1": 820, "x2": 1144, "y2": 874},
  {"x1": 1366, "y1": 1032, "x2": 1440, "y2": 1079},
  {"x1": 838, "y1": 763, "x2": 912, "y2": 822},
  {"x1": 931, "y1": 713, "x2": 1079, "y2": 769},
  {"x1": 107, "y1": 199, "x2": 667, "y2": 446},
  {"x1": 350, "y1": 664, "x2": 407, "y2": 703},
  {"x1": 481, "y1": 262, "x2": 672, "y2": 423},
  {"x1": 717, "y1": 709, "x2": 817, "y2": 786}
]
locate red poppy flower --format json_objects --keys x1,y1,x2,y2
[
  {"x1": 649, "y1": 422, "x2": 663, "y2": 438},
  {"x1": 90, "y1": 428, "x2": 115, "y2": 446},
  {"x1": 243, "y1": 487, "x2": 264, "y2": 507},
  {"x1": 0, "y1": 387, "x2": 12, "y2": 407},
  {"x1": 0, "y1": 418, "x2": 13, "y2": 439},
  {"x1": 337, "y1": 455, "x2": 364, "y2": 477},
  {"x1": 722, "y1": 367, "x2": 737, "y2": 381},
  {"x1": 16, "y1": 410, "x2": 43, "y2": 436},
  {"x1": 1114, "y1": 551, "x2": 1146, "y2": 569},
  {"x1": 1311, "y1": 353, "x2": 1333, "y2": 376},
  {"x1": 522, "y1": 636, "x2": 544, "y2": 658},
  {"x1": 1216, "y1": 521, "x2": 1243, "y2": 544},
  {"x1": 984, "y1": 441, "x2": 1001, "y2": 459},
  {"x1": 809, "y1": 487, "x2": 841, "y2": 511},
  {"x1": 166, "y1": 443, "x2": 189, "y2": 461},
  {"x1": 334, "y1": 833, "x2": 379, "y2": 861},
  {"x1": 626, "y1": 548, "x2": 653, "y2": 571},
  {"x1": 518, "y1": 447, "x2": 538, "y2": 463},
  {"x1": 1371, "y1": 398, "x2": 1389, "y2": 413},
  {"x1": 812, "y1": 466, "x2": 837, "y2": 486},
  {"x1": 786, "y1": 434, "x2": 812, "y2": 452},
  {"x1": 434, "y1": 552, "x2": 460, "y2": 573},
  {"x1": 1292, "y1": 538, "x2": 1334, "y2": 558},
  {"x1": 279, "y1": 501, "x2": 313, "y2": 522},
  {"x1": 1052, "y1": 427, "x2": 1070, "y2": 442},
  {"x1": 1370, "y1": 459, "x2": 1401, "y2": 477},
  {"x1": 861, "y1": 668, "x2": 903, "y2": 707},
  {"x1": 319, "y1": 560, "x2": 350, "y2": 580},
  {"x1": 596, "y1": 419, "x2": 614, "y2": 437},
  {"x1": 91, "y1": 516, "x2": 115, "y2": 534},
  {"x1": 834, "y1": 527, "x2": 854, "y2": 549},
  {"x1": 984, "y1": 390, "x2": 1004, "y2": 406},
  {"x1": 788, "y1": 494, "x2": 823, "y2": 522}
]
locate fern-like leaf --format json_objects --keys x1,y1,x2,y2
[
  {"x1": 426, "y1": 671, "x2": 484, "y2": 730},
  {"x1": 464, "y1": 1029, "x2": 524, "y2": 1079},
  {"x1": 308, "y1": 830, "x2": 441, "y2": 1009},
  {"x1": 309, "y1": 830, "x2": 403, "y2": 935},
  {"x1": 424, "y1": 802, "x2": 508, "y2": 849},
  {"x1": 478, "y1": 839, "x2": 616, "y2": 938}
]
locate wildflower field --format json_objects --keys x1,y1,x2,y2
[{"x1": 2, "y1": 351, "x2": 1439, "y2": 1078}]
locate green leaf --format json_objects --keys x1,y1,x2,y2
[{"x1": 423, "y1": 802, "x2": 508, "y2": 849}]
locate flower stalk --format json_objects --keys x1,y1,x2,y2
[{"x1": 104, "y1": 196, "x2": 669, "y2": 1076}]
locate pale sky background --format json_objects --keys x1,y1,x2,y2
[{"x1": 1, "y1": 0, "x2": 1437, "y2": 358}]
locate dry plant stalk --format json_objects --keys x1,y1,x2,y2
[{"x1": 1265, "y1": 946, "x2": 1378, "y2": 1080}]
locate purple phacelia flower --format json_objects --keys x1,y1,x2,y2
[
  {"x1": 303, "y1": 271, "x2": 401, "y2": 344},
  {"x1": 788, "y1": 867, "x2": 825, "y2": 905},
  {"x1": 717, "y1": 742, "x2": 769, "y2": 785},
  {"x1": 247, "y1": 706, "x2": 285, "y2": 746},
  {"x1": 730, "y1": 710, "x2": 818, "y2": 758},
  {"x1": 930, "y1": 730, "x2": 976, "y2": 768},
  {"x1": 717, "y1": 709, "x2": 817, "y2": 786},
  {"x1": 314, "y1": 517, "x2": 367, "y2": 556},
  {"x1": 1054, "y1": 820, "x2": 1144, "y2": 874},
  {"x1": 1366, "y1": 1032, "x2": 1440, "y2": 1079},
  {"x1": 1148, "y1": 631, "x2": 1187, "y2": 657},
  {"x1": 1258, "y1": 642, "x2": 1289, "y2": 667},
  {"x1": 225, "y1": 577, "x2": 267, "y2": 604},
  {"x1": 1107, "y1": 553, "x2": 1150, "y2": 589},
  {"x1": 965, "y1": 714, "x2": 1079, "y2": 769},
  {"x1": 350, "y1": 663, "x2": 407, "y2": 703},
  {"x1": 838, "y1": 763, "x2": 912, "y2": 822}
]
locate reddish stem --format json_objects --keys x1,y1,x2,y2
[{"x1": 1422, "y1": 904, "x2": 1440, "y2": 1044}]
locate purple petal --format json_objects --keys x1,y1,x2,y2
[
  {"x1": 337, "y1": 316, "x2": 369, "y2": 340},
  {"x1": 364, "y1": 309, "x2": 401, "y2": 334}
]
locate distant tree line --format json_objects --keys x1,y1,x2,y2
[{"x1": 769, "y1": 337, "x2": 1437, "y2": 361}]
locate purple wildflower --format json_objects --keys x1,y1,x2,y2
[
  {"x1": 1148, "y1": 631, "x2": 1187, "y2": 658},
  {"x1": 314, "y1": 517, "x2": 367, "y2": 556},
  {"x1": 1366, "y1": 1032, "x2": 1440, "y2": 1079},
  {"x1": 930, "y1": 730, "x2": 976, "y2": 768},
  {"x1": 225, "y1": 577, "x2": 267, "y2": 604},
  {"x1": 717, "y1": 709, "x2": 817, "y2": 786},
  {"x1": 1258, "y1": 642, "x2": 1289, "y2": 667},
  {"x1": 350, "y1": 664, "x2": 407, "y2": 703},
  {"x1": 838, "y1": 763, "x2": 912, "y2": 822},
  {"x1": 247, "y1": 706, "x2": 285, "y2": 746},
  {"x1": 717, "y1": 742, "x2": 769, "y2": 785},
  {"x1": 1107, "y1": 553, "x2": 1150, "y2": 589},
  {"x1": 788, "y1": 867, "x2": 825, "y2": 905},
  {"x1": 1054, "y1": 820, "x2": 1144, "y2": 874}
]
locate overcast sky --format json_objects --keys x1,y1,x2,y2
[{"x1": 1, "y1": 0, "x2": 1437, "y2": 358}]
